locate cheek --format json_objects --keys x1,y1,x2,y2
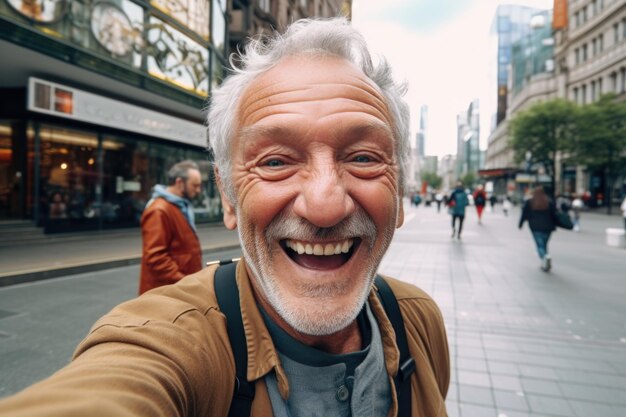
[
  {"x1": 348, "y1": 175, "x2": 400, "y2": 218},
  {"x1": 237, "y1": 180, "x2": 298, "y2": 229}
]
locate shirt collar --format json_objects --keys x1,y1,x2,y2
[{"x1": 235, "y1": 260, "x2": 401, "y2": 400}]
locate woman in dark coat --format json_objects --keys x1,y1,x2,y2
[{"x1": 519, "y1": 186, "x2": 557, "y2": 272}]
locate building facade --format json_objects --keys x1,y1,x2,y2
[
  {"x1": 229, "y1": 0, "x2": 350, "y2": 55},
  {"x1": 484, "y1": 0, "x2": 626, "y2": 203},
  {"x1": 0, "y1": 0, "x2": 229, "y2": 231},
  {"x1": 491, "y1": 4, "x2": 544, "y2": 126},
  {"x1": 456, "y1": 99, "x2": 480, "y2": 180},
  {"x1": 553, "y1": 0, "x2": 626, "y2": 203},
  {"x1": 484, "y1": 9, "x2": 556, "y2": 200}
]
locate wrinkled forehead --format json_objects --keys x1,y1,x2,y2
[{"x1": 235, "y1": 54, "x2": 393, "y2": 131}]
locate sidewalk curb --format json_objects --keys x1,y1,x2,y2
[{"x1": 0, "y1": 243, "x2": 241, "y2": 287}]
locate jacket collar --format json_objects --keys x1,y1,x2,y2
[{"x1": 235, "y1": 260, "x2": 401, "y2": 400}]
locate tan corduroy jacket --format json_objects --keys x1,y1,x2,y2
[
  {"x1": 139, "y1": 197, "x2": 202, "y2": 294},
  {"x1": 0, "y1": 261, "x2": 450, "y2": 417}
]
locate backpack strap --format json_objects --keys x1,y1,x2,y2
[
  {"x1": 214, "y1": 260, "x2": 255, "y2": 417},
  {"x1": 375, "y1": 275, "x2": 416, "y2": 417},
  {"x1": 214, "y1": 262, "x2": 414, "y2": 417}
]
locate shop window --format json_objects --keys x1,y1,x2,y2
[
  {"x1": 100, "y1": 135, "x2": 149, "y2": 227},
  {"x1": 151, "y1": 0, "x2": 209, "y2": 40},
  {"x1": 146, "y1": 17, "x2": 209, "y2": 96},
  {"x1": 38, "y1": 125, "x2": 99, "y2": 231},
  {"x1": 0, "y1": 122, "x2": 14, "y2": 219}
]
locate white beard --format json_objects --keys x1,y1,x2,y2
[{"x1": 237, "y1": 207, "x2": 393, "y2": 336}]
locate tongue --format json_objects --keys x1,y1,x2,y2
[{"x1": 291, "y1": 253, "x2": 347, "y2": 270}]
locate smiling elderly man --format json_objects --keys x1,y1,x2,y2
[{"x1": 0, "y1": 18, "x2": 449, "y2": 417}]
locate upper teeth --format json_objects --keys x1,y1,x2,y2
[{"x1": 285, "y1": 239, "x2": 354, "y2": 256}]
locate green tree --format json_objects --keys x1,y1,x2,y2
[
  {"x1": 460, "y1": 172, "x2": 476, "y2": 189},
  {"x1": 421, "y1": 171, "x2": 442, "y2": 190},
  {"x1": 567, "y1": 94, "x2": 626, "y2": 214},
  {"x1": 509, "y1": 98, "x2": 579, "y2": 196}
]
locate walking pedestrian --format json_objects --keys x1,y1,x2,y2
[
  {"x1": 139, "y1": 160, "x2": 203, "y2": 294},
  {"x1": 449, "y1": 181, "x2": 469, "y2": 239},
  {"x1": 502, "y1": 196, "x2": 512, "y2": 217},
  {"x1": 519, "y1": 186, "x2": 557, "y2": 272},
  {"x1": 571, "y1": 194, "x2": 584, "y2": 232},
  {"x1": 435, "y1": 191, "x2": 444, "y2": 213},
  {"x1": 489, "y1": 194, "x2": 497, "y2": 212},
  {"x1": 473, "y1": 185, "x2": 487, "y2": 224}
]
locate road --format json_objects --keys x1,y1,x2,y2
[
  {"x1": 0, "y1": 247, "x2": 242, "y2": 397},
  {"x1": 1, "y1": 204, "x2": 625, "y2": 416}
]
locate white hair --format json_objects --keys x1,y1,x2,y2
[{"x1": 207, "y1": 17, "x2": 410, "y2": 203}]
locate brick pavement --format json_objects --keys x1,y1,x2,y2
[{"x1": 380, "y1": 202, "x2": 626, "y2": 417}]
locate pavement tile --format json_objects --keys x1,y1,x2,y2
[
  {"x1": 518, "y1": 365, "x2": 559, "y2": 380},
  {"x1": 491, "y1": 375, "x2": 523, "y2": 392},
  {"x1": 559, "y1": 382, "x2": 626, "y2": 406},
  {"x1": 526, "y1": 394, "x2": 573, "y2": 416},
  {"x1": 458, "y1": 370, "x2": 492, "y2": 388},
  {"x1": 569, "y1": 400, "x2": 617, "y2": 417},
  {"x1": 488, "y1": 361, "x2": 519, "y2": 376},
  {"x1": 458, "y1": 385, "x2": 494, "y2": 407},
  {"x1": 457, "y1": 357, "x2": 489, "y2": 373},
  {"x1": 447, "y1": 383, "x2": 459, "y2": 401},
  {"x1": 458, "y1": 346, "x2": 486, "y2": 359},
  {"x1": 445, "y1": 400, "x2": 461, "y2": 417},
  {"x1": 493, "y1": 390, "x2": 529, "y2": 412},
  {"x1": 520, "y1": 378, "x2": 562, "y2": 396},
  {"x1": 459, "y1": 403, "x2": 498, "y2": 417}
]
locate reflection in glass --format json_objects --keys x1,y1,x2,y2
[
  {"x1": 146, "y1": 17, "x2": 209, "y2": 95},
  {"x1": 211, "y1": 0, "x2": 225, "y2": 52},
  {"x1": 151, "y1": 0, "x2": 209, "y2": 40},
  {"x1": 6, "y1": 0, "x2": 66, "y2": 22},
  {"x1": 90, "y1": 0, "x2": 144, "y2": 66},
  {"x1": 38, "y1": 125, "x2": 99, "y2": 230}
]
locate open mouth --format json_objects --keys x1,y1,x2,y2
[{"x1": 281, "y1": 238, "x2": 360, "y2": 270}]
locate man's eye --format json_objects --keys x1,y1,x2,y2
[
  {"x1": 264, "y1": 159, "x2": 285, "y2": 167},
  {"x1": 352, "y1": 155, "x2": 372, "y2": 163}
]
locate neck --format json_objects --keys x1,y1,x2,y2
[
  {"x1": 248, "y1": 269, "x2": 362, "y2": 354},
  {"x1": 166, "y1": 185, "x2": 184, "y2": 199}
]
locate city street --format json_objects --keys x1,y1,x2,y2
[{"x1": 1, "y1": 203, "x2": 625, "y2": 417}]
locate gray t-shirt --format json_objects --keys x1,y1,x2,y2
[{"x1": 261, "y1": 303, "x2": 391, "y2": 417}]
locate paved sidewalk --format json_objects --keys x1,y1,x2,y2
[
  {"x1": 380, "y1": 203, "x2": 626, "y2": 417},
  {"x1": 0, "y1": 223, "x2": 240, "y2": 286}
]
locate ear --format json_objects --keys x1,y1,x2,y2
[
  {"x1": 214, "y1": 166, "x2": 237, "y2": 230},
  {"x1": 396, "y1": 194, "x2": 404, "y2": 228}
]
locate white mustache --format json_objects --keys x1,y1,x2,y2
[{"x1": 265, "y1": 208, "x2": 377, "y2": 250}]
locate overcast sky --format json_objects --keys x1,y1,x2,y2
[{"x1": 351, "y1": 0, "x2": 554, "y2": 157}]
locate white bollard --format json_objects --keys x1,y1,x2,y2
[{"x1": 605, "y1": 228, "x2": 626, "y2": 248}]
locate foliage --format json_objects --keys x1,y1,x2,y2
[
  {"x1": 566, "y1": 94, "x2": 626, "y2": 213},
  {"x1": 460, "y1": 172, "x2": 476, "y2": 189},
  {"x1": 421, "y1": 171, "x2": 442, "y2": 189},
  {"x1": 509, "y1": 98, "x2": 579, "y2": 194}
]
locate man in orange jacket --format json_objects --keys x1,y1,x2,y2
[{"x1": 139, "y1": 160, "x2": 203, "y2": 294}]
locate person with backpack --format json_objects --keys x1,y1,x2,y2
[
  {"x1": 473, "y1": 185, "x2": 487, "y2": 224},
  {"x1": 519, "y1": 186, "x2": 558, "y2": 272},
  {"x1": 0, "y1": 19, "x2": 450, "y2": 417},
  {"x1": 449, "y1": 181, "x2": 470, "y2": 239}
]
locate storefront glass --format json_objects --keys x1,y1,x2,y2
[
  {"x1": 21, "y1": 121, "x2": 220, "y2": 232},
  {"x1": 146, "y1": 16, "x2": 209, "y2": 96},
  {"x1": 38, "y1": 124, "x2": 99, "y2": 231},
  {"x1": 0, "y1": 122, "x2": 15, "y2": 219}
]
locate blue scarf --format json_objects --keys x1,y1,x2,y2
[{"x1": 147, "y1": 184, "x2": 196, "y2": 231}]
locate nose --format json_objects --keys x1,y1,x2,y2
[{"x1": 292, "y1": 162, "x2": 355, "y2": 228}]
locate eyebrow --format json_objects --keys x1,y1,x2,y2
[{"x1": 238, "y1": 121, "x2": 394, "y2": 143}]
